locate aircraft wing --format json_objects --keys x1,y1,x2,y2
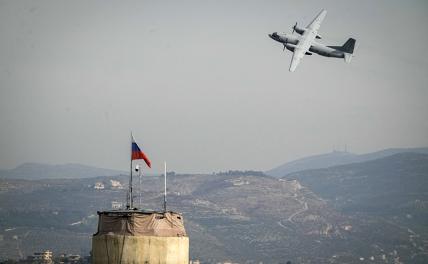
[
  {"x1": 289, "y1": 48, "x2": 305, "y2": 72},
  {"x1": 306, "y1": 9, "x2": 327, "y2": 33},
  {"x1": 289, "y1": 9, "x2": 327, "y2": 72}
]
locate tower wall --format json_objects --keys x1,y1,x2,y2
[
  {"x1": 92, "y1": 211, "x2": 189, "y2": 264},
  {"x1": 92, "y1": 234, "x2": 189, "y2": 264}
]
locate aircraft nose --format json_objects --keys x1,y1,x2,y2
[{"x1": 269, "y1": 32, "x2": 277, "y2": 40}]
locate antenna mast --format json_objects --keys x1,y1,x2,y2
[{"x1": 138, "y1": 166, "x2": 142, "y2": 208}]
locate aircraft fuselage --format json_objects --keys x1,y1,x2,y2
[{"x1": 269, "y1": 32, "x2": 345, "y2": 59}]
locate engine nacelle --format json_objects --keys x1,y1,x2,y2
[
  {"x1": 294, "y1": 26, "x2": 305, "y2": 35},
  {"x1": 284, "y1": 43, "x2": 296, "y2": 52},
  {"x1": 285, "y1": 43, "x2": 312, "y2": 55},
  {"x1": 294, "y1": 25, "x2": 322, "y2": 39}
]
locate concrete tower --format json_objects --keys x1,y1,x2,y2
[
  {"x1": 93, "y1": 136, "x2": 188, "y2": 263},
  {"x1": 92, "y1": 210, "x2": 189, "y2": 264}
]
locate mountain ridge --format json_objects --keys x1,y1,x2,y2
[
  {"x1": 282, "y1": 152, "x2": 428, "y2": 227},
  {"x1": 267, "y1": 147, "x2": 428, "y2": 177},
  {"x1": 0, "y1": 162, "x2": 125, "y2": 180},
  {"x1": 1, "y1": 153, "x2": 427, "y2": 262}
]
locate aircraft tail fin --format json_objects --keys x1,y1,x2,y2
[
  {"x1": 328, "y1": 38, "x2": 356, "y2": 54},
  {"x1": 341, "y1": 38, "x2": 356, "y2": 54}
]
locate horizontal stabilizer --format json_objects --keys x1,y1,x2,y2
[{"x1": 344, "y1": 53, "x2": 352, "y2": 63}]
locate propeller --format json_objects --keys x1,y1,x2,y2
[
  {"x1": 283, "y1": 43, "x2": 286, "y2": 51},
  {"x1": 292, "y1": 22, "x2": 297, "y2": 34}
]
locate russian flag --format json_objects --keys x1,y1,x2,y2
[{"x1": 131, "y1": 135, "x2": 151, "y2": 168}]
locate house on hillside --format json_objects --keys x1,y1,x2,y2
[{"x1": 94, "y1": 182, "x2": 105, "y2": 190}]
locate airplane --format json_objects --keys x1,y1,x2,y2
[{"x1": 268, "y1": 9, "x2": 356, "y2": 72}]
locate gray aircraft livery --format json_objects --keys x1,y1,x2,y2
[{"x1": 269, "y1": 9, "x2": 356, "y2": 72}]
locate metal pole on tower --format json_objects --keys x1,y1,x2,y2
[
  {"x1": 164, "y1": 161, "x2": 167, "y2": 213},
  {"x1": 128, "y1": 132, "x2": 133, "y2": 209},
  {"x1": 139, "y1": 166, "x2": 142, "y2": 209}
]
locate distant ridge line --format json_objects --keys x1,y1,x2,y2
[
  {"x1": 0, "y1": 162, "x2": 126, "y2": 180},
  {"x1": 266, "y1": 147, "x2": 428, "y2": 177}
]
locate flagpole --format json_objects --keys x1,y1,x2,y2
[
  {"x1": 164, "y1": 161, "x2": 167, "y2": 213},
  {"x1": 128, "y1": 133, "x2": 151, "y2": 210},
  {"x1": 128, "y1": 132, "x2": 133, "y2": 209}
]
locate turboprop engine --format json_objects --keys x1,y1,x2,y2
[
  {"x1": 284, "y1": 43, "x2": 296, "y2": 52},
  {"x1": 293, "y1": 23, "x2": 322, "y2": 39},
  {"x1": 283, "y1": 43, "x2": 313, "y2": 55}
]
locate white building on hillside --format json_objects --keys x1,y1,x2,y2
[{"x1": 94, "y1": 182, "x2": 105, "y2": 190}]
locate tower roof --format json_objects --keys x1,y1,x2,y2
[{"x1": 94, "y1": 210, "x2": 187, "y2": 237}]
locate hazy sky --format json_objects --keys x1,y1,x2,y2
[{"x1": 1, "y1": 0, "x2": 427, "y2": 173}]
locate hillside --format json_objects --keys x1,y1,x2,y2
[
  {"x1": 1, "y1": 160, "x2": 427, "y2": 263},
  {"x1": 267, "y1": 147, "x2": 428, "y2": 177},
  {"x1": 0, "y1": 163, "x2": 125, "y2": 180},
  {"x1": 283, "y1": 153, "x2": 428, "y2": 209},
  {"x1": 283, "y1": 153, "x2": 428, "y2": 263}
]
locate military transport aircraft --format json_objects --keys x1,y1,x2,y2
[{"x1": 269, "y1": 9, "x2": 356, "y2": 72}]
